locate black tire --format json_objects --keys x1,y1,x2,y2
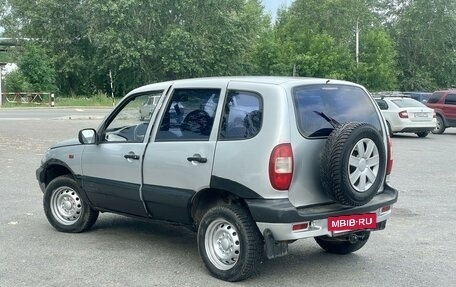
[
  {"x1": 43, "y1": 175, "x2": 99, "y2": 233},
  {"x1": 416, "y1": 131, "x2": 429, "y2": 138},
  {"x1": 315, "y1": 231, "x2": 370, "y2": 254},
  {"x1": 197, "y1": 205, "x2": 263, "y2": 282},
  {"x1": 432, "y1": 115, "x2": 445, "y2": 134},
  {"x1": 320, "y1": 122, "x2": 386, "y2": 206}
]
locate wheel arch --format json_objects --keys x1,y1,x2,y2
[
  {"x1": 40, "y1": 160, "x2": 94, "y2": 208},
  {"x1": 40, "y1": 160, "x2": 76, "y2": 188},
  {"x1": 434, "y1": 111, "x2": 447, "y2": 126},
  {"x1": 190, "y1": 188, "x2": 250, "y2": 230}
]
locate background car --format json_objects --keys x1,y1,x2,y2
[
  {"x1": 375, "y1": 96, "x2": 436, "y2": 137},
  {"x1": 402, "y1": 91, "x2": 432, "y2": 104},
  {"x1": 426, "y1": 90, "x2": 456, "y2": 134},
  {"x1": 139, "y1": 94, "x2": 161, "y2": 121}
]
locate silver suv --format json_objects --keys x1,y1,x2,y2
[{"x1": 36, "y1": 77, "x2": 398, "y2": 281}]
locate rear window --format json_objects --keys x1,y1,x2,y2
[
  {"x1": 391, "y1": 98, "x2": 425, "y2": 108},
  {"x1": 293, "y1": 84, "x2": 381, "y2": 137}
]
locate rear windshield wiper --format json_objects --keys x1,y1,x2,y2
[{"x1": 313, "y1": 111, "x2": 340, "y2": 128}]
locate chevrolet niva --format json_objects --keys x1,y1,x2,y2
[{"x1": 37, "y1": 77, "x2": 398, "y2": 281}]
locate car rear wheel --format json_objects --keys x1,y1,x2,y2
[
  {"x1": 416, "y1": 131, "x2": 429, "y2": 138},
  {"x1": 432, "y1": 115, "x2": 445, "y2": 134},
  {"x1": 320, "y1": 122, "x2": 386, "y2": 206},
  {"x1": 197, "y1": 205, "x2": 263, "y2": 282},
  {"x1": 43, "y1": 175, "x2": 99, "y2": 233},
  {"x1": 315, "y1": 231, "x2": 370, "y2": 254}
]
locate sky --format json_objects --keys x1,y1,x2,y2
[{"x1": 262, "y1": 0, "x2": 292, "y2": 19}]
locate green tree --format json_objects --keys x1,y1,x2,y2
[
  {"x1": 269, "y1": 0, "x2": 397, "y2": 90},
  {"x1": 1, "y1": 0, "x2": 268, "y2": 96},
  {"x1": 86, "y1": 0, "x2": 268, "y2": 94},
  {"x1": 356, "y1": 29, "x2": 397, "y2": 91},
  {"x1": 1, "y1": 0, "x2": 97, "y2": 95},
  {"x1": 18, "y1": 44, "x2": 56, "y2": 92},
  {"x1": 4, "y1": 69, "x2": 30, "y2": 92},
  {"x1": 393, "y1": 0, "x2": 456, "y2": 91}
]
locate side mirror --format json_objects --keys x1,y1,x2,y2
[{"x1": 78, "y1": 128, "x2": 97, "y2": 144}]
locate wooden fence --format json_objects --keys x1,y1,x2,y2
[{"x1": 0, "y1": 92, "x2": 54, "y2": 106}]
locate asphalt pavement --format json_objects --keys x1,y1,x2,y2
[{"x1": 0, "y1": 109, "x2": 455, "y2": 287}]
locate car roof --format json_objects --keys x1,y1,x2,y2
[
  {"x1": 433, "y1": 89, "x2": 456, "y2": 93},
  {"x1": 128, "y1": 76, "x2": 363, "y2": 95}
]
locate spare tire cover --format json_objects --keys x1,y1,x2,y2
[{"x1": 320, "y1": 122, "x2": 386, "y2": 206}]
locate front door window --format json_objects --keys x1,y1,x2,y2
[{"x1": 104, "y1": 92, "x2": 162, "y2": 143}]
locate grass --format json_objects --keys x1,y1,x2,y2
[
  {"x1": 56, "y1": 94, "x2": 118, "y2": 107},
  {"x1": 1, "y1": 93, "x2": 120, "y2": 107}
]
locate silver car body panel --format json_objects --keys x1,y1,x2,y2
[{"x1": 39, "y1": 76, "x2": 395, "y2": 237}]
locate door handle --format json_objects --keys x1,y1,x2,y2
[
  {"x1": 187, "y1": 154, "x2": 207, "y2": 163},
  {"x1": 124, "y1": 153, "x2": 140, "y2": 160}
]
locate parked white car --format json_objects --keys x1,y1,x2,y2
[{"x1": 375, "y1": 96, "x2": 436, "y2": 137}]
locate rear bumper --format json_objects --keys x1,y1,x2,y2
[
  {"x1": 392, "y1": 120, "x2": 436, "y2": 133},
  {"x1": 246, "y1": 185, "x2": 398, "y2": 241},
  {"x1": 399, "y1": 127, "x2": 434, "y2": 133}
]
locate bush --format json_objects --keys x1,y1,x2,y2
[{"x1": 4, "y1": 70, "x2": 31, "y2": 92}]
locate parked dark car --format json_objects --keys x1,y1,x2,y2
[{"x1": 426, "y1": 90, "x2": 456, "y2": 134}]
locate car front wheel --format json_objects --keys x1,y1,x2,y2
[
  {"x1": 43, "y1": 175, "x2": 99, "y2": 233},
  {"x1": 197, "y1": 205, "x2": 263, "y2": 282}
]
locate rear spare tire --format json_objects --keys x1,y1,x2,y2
[{"x1": 320, "y1": 122, "x2": 386, "y2": 206}]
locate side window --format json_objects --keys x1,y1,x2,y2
[
  {"x1": 156, "y1": 88, "x2": 221, "y2": 141},
  {"x1": 103, "y1": 92, "x2": 160, "y2": 143},
  {"x1": 444, "y1": 94, "x2": 456, "y2": 105},
  {"x1": 427, "y1": 92, "x2": 443, "y2": 104},
  {"x1": 375, "y1": 99, "x2": 389, "y2": 110},
  {"x1": 219, "y1": 90, "x2": 263, "y2": 140}
]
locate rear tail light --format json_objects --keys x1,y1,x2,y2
[
  {"x1": 386, "y1": 137, "x2": 393, "y2": 175},
  {"x1": 269, "y1": 143, "x2": 293, "y2": 191},
  {"x1": 381, "y1": 206, "x2": 391, "y2": 214},
  {"x1": 398, "y1": 110, "x2": 408, "y2": 118},
  {"x1": 292, "y1": 222, "x2": 309, "y2": 232}
]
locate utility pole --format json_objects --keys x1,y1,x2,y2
[
  {"x1": 0, "y1": 63, "x2": 6, "y2": 108},
  {"x1": 355, "y1": 18, "x2": 359, "y2": 64},
  {"x1": 109, "y1": 70, "x2": 115, "y2": 106}
]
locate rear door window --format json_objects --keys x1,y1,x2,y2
[
  {"x1": 293, "y1": 85, "x2": 381, "y2": 137},
  {"x1": 155, "y1": 88, "x2": 221, "y2": 141},
  {"x1": 444, "y1": 94, "x2": 456, "y2": 105},
  {"x1": 219, "y1": 90, "x2": 263, "y2": 140}
]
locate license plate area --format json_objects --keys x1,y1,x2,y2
[
  {"x1": 328, "y1": 213, "x2": 377, "y2": 232},
  {"x1": 414, "y1": 112, "x2": 428, "y2": 118}
]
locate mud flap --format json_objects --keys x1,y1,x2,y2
[{"x1": 264, "y1": 229, "x2": 288, "y2": 259}]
